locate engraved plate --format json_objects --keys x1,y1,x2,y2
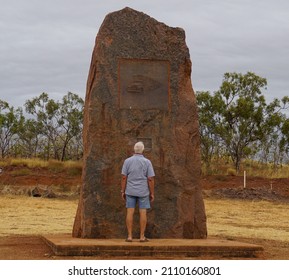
[
  {"x1": 119, "y1": 59, "x2": 169, "y2": 110},
  {"x1": 137, "y1": 138, "x2": 152, "y2": 151}
]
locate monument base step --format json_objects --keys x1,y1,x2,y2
[{"x1": 42, "y1": 234, "x2": 263, "y2": 259}]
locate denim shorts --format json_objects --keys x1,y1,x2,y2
[{"x1": 126, "y1": 195, "x2": 151, "y2": 209}]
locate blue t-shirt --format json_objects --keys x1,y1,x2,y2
[{"x1": 121, "y1": 154, "x2": 155, "y2": 197}]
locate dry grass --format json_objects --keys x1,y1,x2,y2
[
  {"x1": 0, "y1": 195, "x2": 78, "y2": 236},
  {"x1": 9, "y1": 158, "x2": 49, "y2": 168},
  {"x1": 0, "y1": 195, "x2": 288, "y2": 245},
  {"x1": 0, "y1": 158, "x2": 82, "y2": 176},
  {"x1": 205, "y1": 198, "x2": 289, "y2": 242}
]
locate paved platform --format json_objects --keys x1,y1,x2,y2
[{"x1": 43, "y1": 234, "x2": 263, "y2": 259}]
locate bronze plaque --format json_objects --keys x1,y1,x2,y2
[
  {"x1": 137, "y1": 137, "x2": 152, "y2": 151},
  {"x1": 119, "y1": 59, "x2": 169, "y2": 110}
]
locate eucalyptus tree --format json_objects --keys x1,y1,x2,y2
[
  {"x1": 25, "y1": 92, "x2": 60, "y2": 159},
  {"x1": 57, "y1": 92, "x2": 84, "y2": 161},
  {"x1": 196, "y1": 91, "x2": 224, "y2": 171},
  {"x1": 0, "y1": 100, "x2": 24, "y2": 158},
  {"x1": 270, "y1": 96, "x2": 289, "y2": 165},
  {"x1": 211, "y1": 72, "x2": 268, "y2": 172},
  {"x1": 25, "y1": 92, "x2": 84, "y2": 160},
  {"x1": 17, "y1": 118, "x2": 42, "y2": 158}
]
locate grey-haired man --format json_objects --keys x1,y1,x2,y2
[{"x1": 121, "y1": 142, "x2": 155, "y2": 242}]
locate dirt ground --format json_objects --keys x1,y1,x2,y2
[{"x1": 1, "y1": 167, "x2": 289, "y2": 260}]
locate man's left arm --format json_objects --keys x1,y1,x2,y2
[{"x1": 148, "y1": 177, "x2": 155, "y2": 202}]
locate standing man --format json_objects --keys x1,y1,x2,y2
[{"x1": 121, "y1": 141, "x2": 155, "y2": 242}]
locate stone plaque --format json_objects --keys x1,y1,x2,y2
[{"x1": 119, "y1": 59, "x2": 169, "y2": 110}]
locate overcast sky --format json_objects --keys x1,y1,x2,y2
[{"x1": 1, "y1": 0, "x2": 289, "y2": 108}]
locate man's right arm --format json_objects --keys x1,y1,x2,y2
[{"x1": 121, "y1": 175, "x2": 127, "y2": 200}]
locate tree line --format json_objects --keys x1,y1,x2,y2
[
  {"x1": 197, "y1": 72, "x2": 289, "y2": 173},
  {"x1": 2, "y1": 71, "x2": 289, "y2": 171},
  {"x1": 0, "y1": 92, "x2": 84, "y2": 161}
]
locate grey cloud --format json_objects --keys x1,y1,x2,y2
[{"x1": 1, "y1": 0, "x2": 289, "y2": 107}]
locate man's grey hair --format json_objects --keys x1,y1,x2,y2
[{"x1": 134, "y1": 141, "x2": 145, "y2": 154}]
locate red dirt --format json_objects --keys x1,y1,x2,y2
[
  {"x1": 0, "y1": 165, "x2": 81, "y2": 187},
  {"x1": 2, "y1": 166, "x2": 289, "y2": 198},
  {"x1": 202, "y1": 175, "x2": 289, "y2": 201}
]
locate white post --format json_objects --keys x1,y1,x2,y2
[{"x1": 244, "y1": 170, "x2": 246, "y2": 189}]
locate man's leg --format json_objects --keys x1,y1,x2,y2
[
  {"x1": 126, "y1": 208, "x2": 135, "y2": 240},
  {"x1": 139, "y1": 209, "x2": 147, "y2": 240},
  {"x1": 138, "y1": 196, "x2": 150, "y2": 241}
]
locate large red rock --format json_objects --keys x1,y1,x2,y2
[{"x1": 73, "y1": 7, "x2": 207, "y2": 239}]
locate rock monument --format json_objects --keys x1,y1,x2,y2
[{"x1": 72, "y1": 7, "x2": 207, "y2": 239}]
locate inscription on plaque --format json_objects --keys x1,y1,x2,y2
[
  {"x1": 119, "y1": 59, "x2": 169, "y2": 110},
  {"x1": 137, "y1": 138, "x2": 152, "y2": 151}
]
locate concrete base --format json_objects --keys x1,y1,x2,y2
[{"x1": 43, "y1": 234, "x2": 263, "y2": 259}]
